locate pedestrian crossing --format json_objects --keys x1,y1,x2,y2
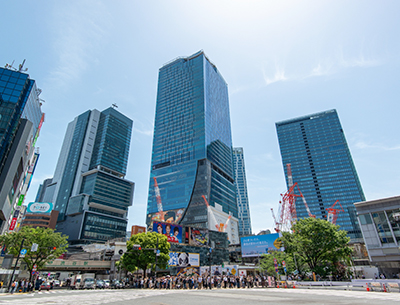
[{"x1": 0, "y1": 288, "x2": 399, "y2": 304}]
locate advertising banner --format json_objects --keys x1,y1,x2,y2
[
  {"x1": 222, "y1": 265, "x2": 239, "y2": 276},
  {"x1": 8, "y1": 209, "x2": 20, "y2": 231},
  {"x1": 189, "y1": 227, "x2": 209, "y2": 246},
  {"x1": 147, "y1": 208, "x2": 185, "y2": 224},
  {"x1": 177, "y1": 267, "x2": 200, "y2": 276},
  {"x1": 240, "y1": 233, "x2": 282, "y2": 257},
  {"x1": 27, "y1": 202, "x2": 54, "y2": 214},
  {"x1": 153, "y1": 221, "x2": 182, "y2": 243},
  {"x1": 169, "y1": 252, "x2": 200, "y2": 267}
]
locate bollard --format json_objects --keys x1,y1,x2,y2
[
  {"x1": 293, "y1": 283, "x2": 296, "y2": 289},
  {"x1": 382, "y1": 283, "x2": 387, "y2": 293},
  {"x1": 366, "y1": 283, "x2": 370, "y2": 292}
]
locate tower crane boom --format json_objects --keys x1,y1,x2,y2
[{"x1": 153, "y1": 177, "x2": 165, "y2": 222}]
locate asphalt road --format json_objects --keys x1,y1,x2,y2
[{"x1": 0, "y1": 288, "x2": 399, "y2": 305}]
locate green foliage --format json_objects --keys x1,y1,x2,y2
[
  {"x1": 259, "y1": 250, "x2": 296, "y2": 276},
  {"x1": 121, "y1": 232, "x2": 170, "y2": 277},
  {"x1": 279, "y1": 217, "x2": 352, "y2": 277},
  {"x1": 0, "y1": 226, "x2": 68, "y2": 276}
]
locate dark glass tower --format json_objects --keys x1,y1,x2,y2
[
  {"x1": 146, "y1": 51, "x2": 237, "y2": 230},
  {"x1": 233, "y1": 147, "x2": 252, "y2": 236},
  {"x1": 0, "y1": 67, "x2": 44, "y2": 232},
  {"x1": 276, "y1": 109, "x2": 365, "y2": 241},
  {"x1": 43, "y1": 107, "x2": 134, "y2": 244}
]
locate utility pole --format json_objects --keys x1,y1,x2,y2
[{"x1": 8, "y1": 238, "x2": 25, "y2": 292}]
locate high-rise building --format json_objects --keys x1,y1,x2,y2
[
  {"x1": 146, "y1": 51, "x2": 239, "y2": 243},
  {"x1": 233, "y1": 147, "x2": 252, "y2": 236},
  {"x1": 276, "y1": 109, "x2": 365, "y2": 241},
  {"x1": 0, "y1": 66, "x2": 44, "y2": 232},
  {"x1": 42, "y1": 107, "x2": 134, "y2": 244}
]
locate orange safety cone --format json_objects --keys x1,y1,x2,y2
[
  {"x1": 285, "y1": 282, "x2": 287, "y2": 288},
  {"x1": 277, "y1": 283, "x2": 280, "y2": 288},
  {"x1": 366, "y1": 283, "x2": 370, "y2": 292},
  {"x1": 293, "y1": 283, "x2": 296, "y2": 289},
  {"x1": 383, "y1": 284, "x2": 387, "y2": 292}
]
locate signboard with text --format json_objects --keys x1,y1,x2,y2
[
  {"x1": 27, "y1": 202, "x2": 53, "y2": 214},
  {"x1": 240, "y1": 233, "x2": 282, "y2": 257}
]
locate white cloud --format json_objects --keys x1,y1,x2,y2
[
  {"x1": 46, "y1": 1, "x2": 109, "y2": 90},
  {"x1": 262, "y1": 65, "x2": 287, "y2": 86},
  {"x1": 135, "y1": 128, "x2": 153, "y2": 137},
  {"x1": 354, "y1": 141, "x2": 400, "y2": 151}
]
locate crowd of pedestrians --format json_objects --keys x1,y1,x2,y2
[
  {"x1": 7, "y1": 278, "x2": 35, "y2": 293},
  {"x1": 130, "y1": 275, "x2": 276, "y2": 290}
]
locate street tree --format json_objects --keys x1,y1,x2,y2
[
  {"x1": 0, "y1": 226, "x2": 68, "y2": 281},
  {"x1": 121, "y1": 232, "x2": 170, "y2": 277},
  {"x1": 259, "y1": 250, "x2": 296, "y2": 277},
  {"x1": 279, "y1": 217, "x2": 352, "y2": 278}
]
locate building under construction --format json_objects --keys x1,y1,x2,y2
[{"x1": 146, "y1": 51, "x2": 239, "y2": 244}]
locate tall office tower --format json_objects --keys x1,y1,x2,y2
[
  {"x1": 0, "y1": 66, "x2": 44, "y2": 232},
  {"x1": 146, "y1": 51, "x2": 239, "y2": 242},
  {"x1": 35, "y1": 178, "x2": 52, "y2": 202},
  {"x1": 276, "y1": 109, "x2": 365, "y2": 241},
  {"x1": 233, "y1": 147, "x2": 252, "y2": 236},
  {"x1": 43, "y1": 107, "x2": 134, "y2": 245}
]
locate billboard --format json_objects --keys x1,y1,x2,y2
[
  {"x1": 27, "y1": 202, "x2": 53, "y2": 214},
  {"x1": 189, "y1": 227, "x2": 209, "y2": 246},
  {"x1": 131, "y1": 225, "x2": 146, "y2": 236},
  {"x1": 147, "y1": 208, "x2": 185, "y2": 224},
  {"x1": 153, "y1": 221, "x2": 182, "y2": 243},
  {"x1": 169, "y1": 252, "x2": 200, "y2": 267},
  {"x1": 177, "y1": 267, "x2": 200, "y2": 276},
  {"x1": 240, "y1": 233, "x2": 282, "y2": 257}
]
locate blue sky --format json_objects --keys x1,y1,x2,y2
[{"x1": 2, "y1": 0, "x2": 399, "y2": 234}]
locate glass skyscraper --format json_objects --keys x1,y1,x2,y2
[
  {"x1": 233, "y1": 147, "x2": 252, "y2": 236},
  {"x1": 41, "y1": 107, "x2": 134, "y2": 244},
  {"x1": 146, "y1": 51, "x2": 237, "y2": 231},
  {"x1": 0, "y1": 67, "x2": 44, "y2": 232},
  {"x1": 276, "y1": 109, "x2": 365, "y2": 241}
]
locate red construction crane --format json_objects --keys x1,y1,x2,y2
[
  {"x1": 153, "y1": 177, "x2": 165, "y2": 222},
  {"x1": 273, "y1": 164, "x2": 315, "y2": 232},
  {"x1": 271, "y1": 208, "x2": 281, "y2": 233},
  {"x1": 326, "y1": 200, "x2": 344, "y2": 224}
]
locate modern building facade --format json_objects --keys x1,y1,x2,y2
[
  {"x1": 146, "y1": 51, "x2": 238, "y2": 237},
  {"x1": 354, "y1": 196, "x2": 400, "y2": 277},
  {"x1": 40, "y1": 107, "x2": 134, "y2": 244},
  {"x1": 0, "y1": 66, "x2": 44, "y2": 233},
  {"x1": 233, "y1": 147, "x2": 252, "y2": 236},
  {"x1": 276, "y1": 109, "x2": 365, "y2": 241}
]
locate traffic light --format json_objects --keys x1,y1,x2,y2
[
  {"x1": 48, "y1": 246, "x2": 56, "y2": 251},
  {"x1": 133, "y1": 244, "x2": 141, "y2": 251}
]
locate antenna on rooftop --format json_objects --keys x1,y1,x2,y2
[
  {"x1": 4, "y1": 59, "x2": 28, "y2": 72},
  {"x1": 112, "y1": 103, "x2": 118, "y2": 109},
  {"x1": 18, "y1": 59, "x2": 28, "y2": 72}
]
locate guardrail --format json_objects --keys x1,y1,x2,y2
[{"x1": 292, "y1": 279, "x2": 400, "y2": 292}]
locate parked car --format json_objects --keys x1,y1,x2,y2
[
  {"x1": 83, "y1": 278, "x2": 95, "y2": 289},
  {"x1": 104, "y1": 280, "x2": 110, "y2": 288},
  {"x1": 96, "y1": 279, "x2": 105, "y2": 289},
  {"x1": 41, "y1": 282, "x2": 51, "y2": 291},
  {"x1": 110, "y1": 280, "x2": 123, "y2": 289}
]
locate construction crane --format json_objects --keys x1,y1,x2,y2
[
  {"x1": 274, "y1": 164, "x2": 315, "y2": 232},
  {"x1": 201, "y1": 195, "x2": 231, "y2": 232},
  {"x1": 326, "y1": 200, "x2": 344, "y2": 224},
  {"x1": 271, "y1": 208, "x2": 281, "y2": 233},
  {"x1": 153, "y1": 177, "x2": 165, "y2": 222}
]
